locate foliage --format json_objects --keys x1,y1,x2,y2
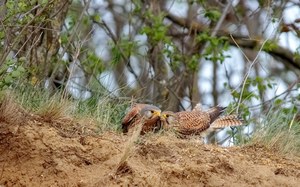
[
  {"x1": 197, "y1": 33, "x2": 230, "y2": 63},
  {"x1": 262, "y1": 41, "x2": 278, "y2": 52},
  {"x1": 0, "y1": 0, "x2": 300, "y2": 146},
  {"x1": 0, "y1": 59, "x2": 26, "y2": 89},
  {"x1": 82, "y1": 51, "x2": 105, "y2": 75},
  {"x1": 110, "y1": 38, "x2": 139, "y2": 65},
  {"x1": 203, "y1": 8, "x2": 222, "y2": 22},
  {"x1": 141, "y1": 11, "x2": 170, "y2": 45},
  {"x1": 0, "y1": 0, "x2": 70, "y2": 89}
]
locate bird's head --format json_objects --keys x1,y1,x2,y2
[
  {"x1": 140, "y1": 105, "x2": 161, "y2": 120},
  {"x1": 160, "y1": 111, "x2": 178, "y2": 128}
]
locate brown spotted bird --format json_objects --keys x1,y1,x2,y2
[
  {"x1": 161, "y1": 106, "x2": 243, "y2": 137},
  {"x1": 121, "y1": 103, "x2": 162, "y2": 135}
]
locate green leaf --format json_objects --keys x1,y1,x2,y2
[
  {"x1": 274, "y1": 99, "x2": 282, "y2": 106},
  {"x1": 93, "y1": 14, "x2": 101, "y2": 22},
  {"x1": 19, "y1": 57, "x2": 27, "y2": 62},
  {"x1": 4, "y1": 75, "x2": 13, "y2": 84},
  {"x1": 16, "y1": 65, "x2": 26, "y2": 73},
  {"x1": 41, "y1": 0, "x2": 48, "y2": 5},
  {"x1": 11, "y1": 70, "x2": 21, "y2": 78},
  {"x1": 263, "y1": 41, "x2": 278, "y2": 52},
  {"x1": 204, "y1": 9, "x2": 221, "y2": 22}
]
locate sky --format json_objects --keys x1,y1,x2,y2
[
  {"x1": 64, "y1": 0, "x2": 300, "y2": 146},
  {"x1": 68, "y1": 0, "x2": 300, "y2": 109}
]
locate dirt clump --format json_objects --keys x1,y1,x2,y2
[{"x1": 0, "y1": 101, "x2": 300, "y2": 186}]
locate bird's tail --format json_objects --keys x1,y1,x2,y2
[{"x1": 210, "y1": 115, "x2": 243, "y2": 129}]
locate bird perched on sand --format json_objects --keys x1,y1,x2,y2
[
  {"x1": 121, "y1": 103, "x2": 162, "y2": 135},
  {"x1": 160, "y1": 106, "x2": 243, "y2": 137}
]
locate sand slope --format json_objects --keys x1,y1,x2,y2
[{"x1": 0, "y1": 105, "x2": 299, "y2": 187}]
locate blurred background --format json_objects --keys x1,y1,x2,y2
[{"x1": 1, "y1": 0, "x2": 299, "y2": 144}]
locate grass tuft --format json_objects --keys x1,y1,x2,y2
[
  {"x1": 36, "y1": 95, "x2": 74, "y2": 123},
  {"x1": 250, "y1": 107, "x2": 300, "y2": 156},
  {"x1": 0, "y1": 91, "x2": 26, "y2": 125},
  {"x1": 9, "y1": 85, "x2": 130, "y2": 133}
]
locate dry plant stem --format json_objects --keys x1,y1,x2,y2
[
  {"x1": 191, "y1": 0, "x2": 232, "y2": 106},
  {"x1": 201, "y1": 0, "x2": 232, "y2": 53},
  {"x1": 152, "y1": 79, "x2": 186, "y2": 110},
  {"x1": 0, "y1": 1, "x2": 53, "y2": 65},
  {"x1": 95, "y1": 19, "x2": 143, "y2": 88},
  {"x1": 166, "y1": 12, "x2": 300, "y2": 70},
  {"x1": 249, "y1": 88, "x2": 298, "y2": 109},
  {"x1": 233, "y1": 15, "x2": 281, "y2": 114},
  {"x1": 289, "y1": 113, "x2": 296, "y2": 132},
  {"x1": 116, "y1": 119, "x2": 144, "y2": 174},
  {"x1": 49, "y1": 0, "x2": 91, "y2": 82}
]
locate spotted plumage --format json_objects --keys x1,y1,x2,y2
[
  {"x1": 121, "y1": 103, "x2": 162, "y2": 134},
  {"x1": 161, "y1": 106, "x2": 242, "y2": 136}
]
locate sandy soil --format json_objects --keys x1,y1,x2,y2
[{"x1": 0, "y1": 102, "x2": 300, "y2": 187}]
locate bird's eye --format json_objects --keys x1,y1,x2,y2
[{"x1": 151, "y1": 111, "x2": 154, "y2": 113}]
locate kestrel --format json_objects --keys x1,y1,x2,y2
[
  {"x1": 161, "y1": 106, "x2": 243, "y2": 137},
  {"x1": 121, "y1": 103, "x2": 162, "y2": 135}
]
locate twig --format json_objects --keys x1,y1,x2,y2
[
  {"x1": 233, "y1": 15, "x2": 282, "y2": 114},
  {"x1": 191, "y1": 0, "x2": 233, "y2": 107},
  {"x1": 93, "y1": 19, "x2": 143, "y2": 87},
  {"x1": 166, "y1": 12, "x2": 300, "y2": 70},
  {"x1": 248, "y1": 87, "x2": 298, "y2": 109},
  {"x1": 201, "y1": 0, "x2": 232, "y2": 53},
  {"x1": 152, "y1": 78, "x2": 186, "y2": 110},
  {"x1": 50, "y1": 0, "x2": 91, "y2": 81},
  {"x1": 0, "y1": 0, "x2": 54, "y2": 65}
]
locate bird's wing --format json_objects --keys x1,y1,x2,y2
[
  {"x1": 121, "y1": 103, "x2": 146, "y2": 132},
  {"x1": 177, "y1": 111, "x2": 210, "y2": 129},
  {"x1": 174, "y1": 111, "x2": 211, "y2": 134}
]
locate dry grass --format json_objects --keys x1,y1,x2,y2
[
  {"x1": 35, "y1": 95, "x2": 74, "y2": 123},
  {"x1": 9, "y1": 85, "x2": 130, "y2": 132},
  {"x1": 252, "y1": 130, "x2": 300, "y2": 156},
  {"x1": 0, "y1": 91, "x2": 26, "y2": 125},
  {"x1": 116, "y1": 119, "x2": 144, "y2": 175},
  {"x1": 250, "y1": 108, "x2": 300, "y2": 156},
  {"x1": 94, "y1": 98, "x2": 130, "y2": 132}
]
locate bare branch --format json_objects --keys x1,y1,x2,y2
[
  {"x1": 165, "y1": 12, "x2": 300, "y2": 72},
  {"x1": 93, "y1": 19, "x2": 143, "y2": 87}
]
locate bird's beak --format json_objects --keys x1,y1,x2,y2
[
  {"x1": 160, "y1": 113, "x2": 168, "y2": 128},
  {"x1": 153, "y1": 110, "x2": 161, "y2": 117},
  {"x1": 160, "y1": 113, "x2": 167, "y2": 122},
  {"x1": 162, "y1": 113, "x2": 167, "y2": 119}
]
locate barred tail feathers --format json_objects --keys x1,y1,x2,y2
[{"x1": 210, "y1": 115, "x2": 243, "y2": 129}]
